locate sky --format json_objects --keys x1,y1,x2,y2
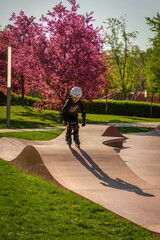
[{"x1": 0, "y1": 0, "x2": 159, "y2": 50}]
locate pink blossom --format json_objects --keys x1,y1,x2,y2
[{"x1": 0, "y1": 0, "x2": 110, "y2": 109}]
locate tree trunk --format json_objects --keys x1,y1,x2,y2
[
  {"x1": 150, "y1": 95, "x2": 153, "y2": 117},
  {"x1": 21, "y1": 75, "x2": 25, "y2": 106},
  {"x1": 105, "y1": 96, "x2": 108, "y2": 113}
]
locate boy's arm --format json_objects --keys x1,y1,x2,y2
[
  {"x1": 80, "y1": 101, "x2": 86, "y2": 126},
  {"x1": 61, "y1": 100, "x2": 70, "y2": 125}
]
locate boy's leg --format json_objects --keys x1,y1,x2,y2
[
  {"x1": 73, "y1": 124, "x2": 80, "y2": 143},
  {"x1": 66, "y1": 125, "x2": 73, "y2": 143},
  {"x1": 72, "y1": 115, "x2": 80, "y2": 143}
]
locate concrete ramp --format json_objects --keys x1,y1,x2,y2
[
  {"x1": 119, "y1": 127, "x2": 160, "y2": 187},
  {"x1": 11, "y1": 145, "x2": 62, "y2": 187},
  {"x1": 0, "y1": 125, "x2": 160, "y2": 236}
]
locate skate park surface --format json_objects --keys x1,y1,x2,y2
[{"x1": 0, "y1": 124, "x2": 160, "y2": 236}]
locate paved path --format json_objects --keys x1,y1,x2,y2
[
  {"x1": 119, "y1": 130, "x2": 160, "y2": 187},
  {"x1": 0, "y1": 122, "x2": 159, "y2": 133},
  {"x1": 0, "y1": 124, "x2": 160, "y2": 237}
]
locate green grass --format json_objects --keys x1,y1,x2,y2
[
  {"x1": 0, "y1": 106, "x2": 61, "y2": 129},
  {"x1": 0, "y1": 159, "x2": 156, "y2": 240},
  {"x1": 0, "y1": 106, "x2": 160, "y2": 129},
  {"x1": 117, "y1": 127, "x2": 154, "y2": 134},
  {"x1": 0, "y1": 130, "x2": 64, "y2": 141},
  {"x1": 85, "y1": 113, "x2": 160, "y2": 124}
]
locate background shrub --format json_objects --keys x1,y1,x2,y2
[
  {"x1": 1, "y1": 92, "x2": 159, "y2": 118},
  {"x1": 0, "y1": 91, "x2": 6, "y2": 106},
  {"x1": 84, "y1": 100, "x2": 160, "y2": 118},
  {"x1": 0, "y1": 92, "x2": 41, "y2": 106}
]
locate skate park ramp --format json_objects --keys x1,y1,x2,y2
[{"x1": 0, "y1": 124, "x2": 160, "y2": 236}]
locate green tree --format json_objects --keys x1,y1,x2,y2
[
  {"x1": 145, "y1": 12, "x2": 160, "y2": 115},
  {"x1": 104, "y1": 15, "x2": 138, "y2": 99},
  {"x1": 145, "y1": 48, "x2": 160, "y2": 115},
  {"x1": 124, "y1": 46, "x2": 145, "y2": 98},
  {"x1": 146, "y1": 12, "x2": 160, "y2": 48}
]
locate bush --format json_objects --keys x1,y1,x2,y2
[
  {"x1": 84, "y1": 100, "x2": 160, "y2": 118},
  {"x1": 84, "y1": 100, "x2": 106, "y2": 114},
  {"x1": 0, "y1": 92, "x2": 41, "y2": 106},
  {"x1": 0, "y1": 91, "x2": 6, "y2": 106}
]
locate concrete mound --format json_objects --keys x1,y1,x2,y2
[
  {"x1": 102, "y1": 125, "x2": 126, "y2": 147},
  {"x1": 155, "y1": 125, "x2": 160, "y2": 133},
  {"x1": 11, "y1": 145, "x2": 63, "y2": 188},
  {"x1": 102, "y1": 125, "x2": 126, "y2": 138}
]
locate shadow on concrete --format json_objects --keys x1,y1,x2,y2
[{"x1": 70, "y1": 148, "x2": 154, "y2": 198}]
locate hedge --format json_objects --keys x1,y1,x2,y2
[
  {"x1": 0, "y1": 91, "x2": 6, "y2": 106},
  {"x1": 1, "y1": 91, "x2": 160, "y2": 118},
  {"x1": 84, "y1": 100, "x2": 160, "y2": 118},
  {"x1": 0, "y1": 92, "x2": 41, "y2": 106}
]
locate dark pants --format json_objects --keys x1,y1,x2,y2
[{"x1": 65, "y1": 115, "x2": 79, "y2": 141}]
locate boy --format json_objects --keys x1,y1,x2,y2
[{"x1": 61, "y1": 87, "x2": 86, "y2": 146}]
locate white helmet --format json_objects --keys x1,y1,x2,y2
[{"x1": 70, "y1": 87, "x2": 82, "y2": 98}]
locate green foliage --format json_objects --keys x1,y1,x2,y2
[
  {"x1": 84, "y1": 100, "x2": 160, "y2": 118},
  {"x1": 145, "y1": 48, "x2": 160, "y2": 96},
  {"x1": 146, "y1": 12, "x2": 160, "y2": 48},
  {"x1": 12, "y1": 94, "x2": 41, "y2": 106},
  {"x1": 104, "y1": 16, "x2": 140, "y2": 99},
  {"x1": 84, "y1": 100, "x2": 106, "y2": 114},
  {"x1": 0, "y1": 91, "x2": 6, "y2": 106},
  {"x1": 145, "y1": 13, "x2": 160, "y2": 97},
  {"x1": 0, "y1": 92, "x2": 41, "y2": 106}
]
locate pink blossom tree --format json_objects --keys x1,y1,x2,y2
[
  {"x1": 0, "y1": 29, "x2": 8, "y2": 91},
  {"x1": 0, "y1": 11, "x2": 44, "y2": 105},
  {"x1": 37, "y1": 0, "x2": 109, "y2": 109},
  {"x1": 0, "y1": 0, "x2": 109, "y2": 109}
]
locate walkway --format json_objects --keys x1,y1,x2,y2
[{"x1": 0, "y1": 121, "x2": 159, "y2": 133}]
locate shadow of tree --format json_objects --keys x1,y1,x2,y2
[
  {"x1": 16, "y1": 110, "x2": 60, "y2": 122},
  {"x1": 0, "y1": 119, "x2": 60, "y2": 129},
  {"x1": 9, "y1": 120, "x2": 51, "y2": 129},
  {"x1": 0, "y1": 106, "x2": 61, "y2": 129}
]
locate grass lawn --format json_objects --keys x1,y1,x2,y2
[
  {"x1": 0, "y1": 106, "x2": 61, "y2": 129},
  {"x1": 0, "y1": 159, "x2": 156, "y2": 240},
  {"x1": 0, "y1": 130, "x2": 64, "y2": 141},
  {"x1": 0, "y1": 106, "x2": 160, "y2": 129},
  {"x1": 86, "y1": 113, "x2": 160, "y2": 124}
]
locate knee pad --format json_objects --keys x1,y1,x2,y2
[
  {"x1": 68, "y1": 125, "x2": 73, "y2": 131},
  {"x1": 74, "y1": 124, "x2": 79, "y2": 131},
  {"x1": 66, "y1": 133, "x2": 71, "y2": 140}
]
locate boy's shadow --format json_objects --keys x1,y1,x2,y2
[{"x1": 70, "y1": 148, "x2": 154, "y2": 197}]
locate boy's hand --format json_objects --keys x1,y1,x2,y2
[{"x1": 65, "y1": 122, "x2": 69, "y2": 127}]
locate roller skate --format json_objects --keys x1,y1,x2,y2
[
  {"x1": 74, "y1": 138, "x2": 80, "y2": 148},
  {"x1": 66, "y1": 139, "x2": 72, "y2": 146}
]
